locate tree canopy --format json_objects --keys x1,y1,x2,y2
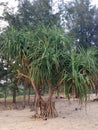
[
  {"x1": 62, "y1": 0, "x2": 98, "y2": 49},
  {"x1": 3, "y1": 0, "x2": 61, "y2": 29}
]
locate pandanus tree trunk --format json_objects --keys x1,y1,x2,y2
[
  {"x1": 28, "y1": 86, "x2": 31, "y2": 105},
  {"x1": 17, "y1": 71, "x2": 58, "y2": 119},
  {"x1": 22, "y1": 78, "x2": 28, "y2": 108},
  {"x1": 30, "y1": 80, "x2": 58, "y2": 119}
]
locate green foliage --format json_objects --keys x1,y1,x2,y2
[
  {"x1": 0, "y1": 24, "x2": 98, "y2": 102},
  {"x1": 29, "y1": 26, "x2": 71, "y2": 87},
  {"x1": 0, "y1": 0, "x2": 98, "y2": 108},
  {"x1": 64, "y1": 47, "x2": 97, "y2": 101},
  {"x1": 63, "y1": 0, "x2": 98, "y2": 49},
  {"x1": 3, "y1": 0, "x2": 61, "y2": 29}
]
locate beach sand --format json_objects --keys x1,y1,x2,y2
[{"x1": 0, "y1": 95, "x2": 98, "y2": 130}]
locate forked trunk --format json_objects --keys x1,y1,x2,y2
[
  {"x1": 30, "y1": 83, "x2": 58, "y2": 119},
  {"x1": 32, "y1": 95, "x2": 58, "y2": 119},
  {"x1": 17, "y1": 73, "x2": 58, "y2": 119}
]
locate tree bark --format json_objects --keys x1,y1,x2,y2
[
  {"x1": 28, "y1": 86, "x2": 31, "y2": 105},
  {"x1": 4, "y1": 87, "x2": 7, "y2": 107},
  {"x1": 22, "y1": 78, "x2": 27, "y2": 108},
  {"x1": 31, "y1": 86, "x2": 58, "y2": 119},
  {"x1": 13, "y1": 87, "x2": 17, "y2": 103},
  {"x1": 17, "y1": 72, "x2": 58, "y2": 119}
]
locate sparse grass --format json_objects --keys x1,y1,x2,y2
[{"x1": 0, "y1": 95, "x2": 34, "y2": 102}]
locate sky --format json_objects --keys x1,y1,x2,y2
[
  {"x1": 0, "y1": 0, "x2": 98, "y2": 15},
  {"x1": 0, "y1": 0, "x2": 98, "y2": 9},
  {"x1": 0, "y1": 0, "x2": 98, "y2": 29},
  {"x1": 0, "y1": 0, "x2": 98, "y2": 6}
]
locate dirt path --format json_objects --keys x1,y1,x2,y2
[{"x1": 0, "y1": 98, "x2": 98, "y2": 130}]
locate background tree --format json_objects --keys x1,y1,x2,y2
[
  {"x1": 0, "y1": 26, "x2": 31, "y2": 106},
  {"x1": 3, "y1": 0, "x2": 61, "y2": 29},
  {"x1": 63, "y1": 0, "x2": 98, "y2": 49}
]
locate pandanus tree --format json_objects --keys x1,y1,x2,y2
[
  {"x1": 17, "y1": 26, "x2": 97, "y2": 119},
  {"x1": 16, "y1": 26, "x2": 71, "y2": 118},
  {"x1": 1, "y1": 25, "x2": 97, "y2": 119},
  {"x1": 64, "y1": 47, "x2": 97, "y2": 100}
]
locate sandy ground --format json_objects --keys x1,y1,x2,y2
[{"x1": 0, "y1": 95, "x2": 98, "y2": 130}]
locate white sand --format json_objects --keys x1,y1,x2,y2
[{"x1": 0, "y1": 96, "x2": 98, "y2": 130}]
